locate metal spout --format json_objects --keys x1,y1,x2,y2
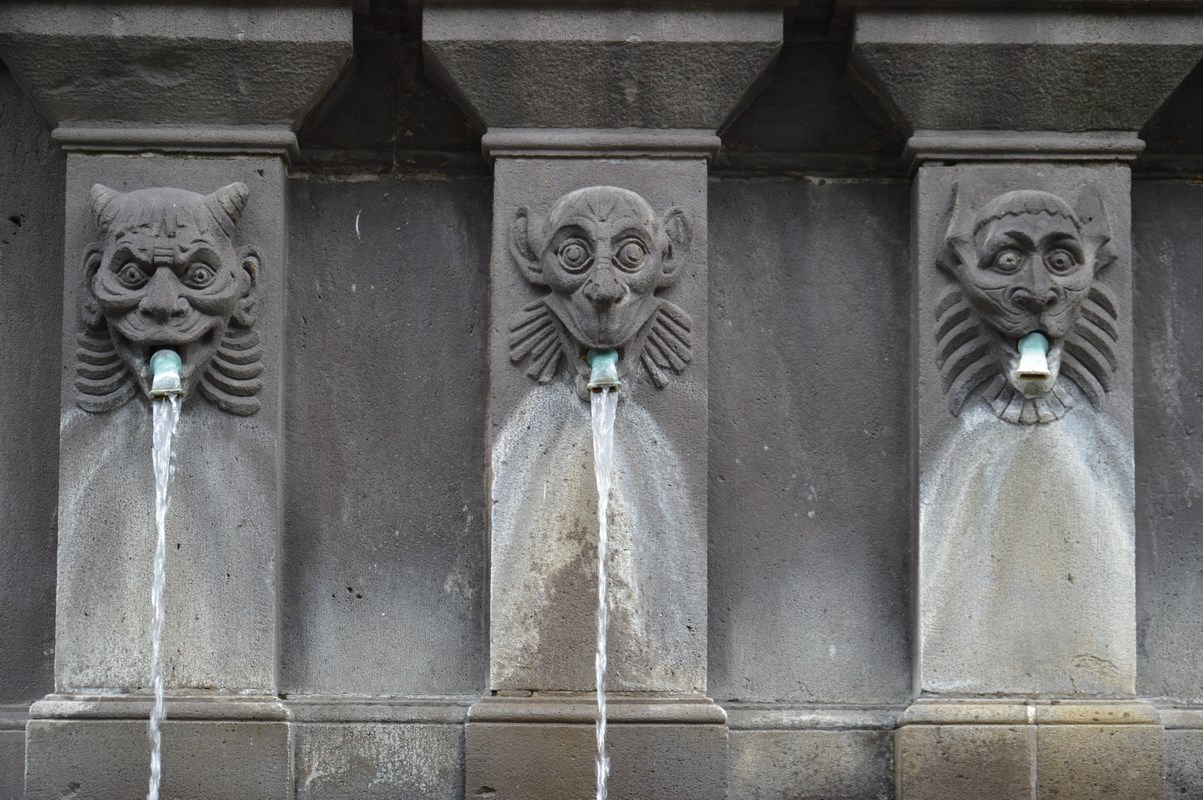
[
  {"x1": 586, "y1": 349, "x2": 621, "y2": 392},
  {"x1": 148, "y1": 349, "x2": 184, "y2": 399},
  {"x1": 1016, "y1": 332, "x2": 1051, "y2": 381}
]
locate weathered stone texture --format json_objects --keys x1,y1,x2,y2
[
  {"x1": 896, "y1": 724, "x2": 1033, "y2": 800},
  {"x1": 294, "y1": 723, "x2": 463, "y2": 800},
  {"x1": 729, "y1": 729, "x2": 893, "y2": 800},
  {"x1": 1132, "y1": 180, "x2": 1203, "y2": 704},
  {"x1": 707, "y1": 177, "x2": 912, "y2": 704},
  {"x1": 1165, "y1": 730, "x2": 1203, "y2": 800},
  {"x1": 467, "y1": 722, "x2": 726, "y2": 800},
  {"x1": 0, "y1": 64, "x2": 61, "y2": 707},
  {"x1": 25, "y1": 719, "x2": 291, "y2": 800},
  {"x1": 1035, "y1": 724, "x2": 1164, "y2": 800},
  {"x1": 282, "y1": 175, "x2": 490, "y2": 696}
]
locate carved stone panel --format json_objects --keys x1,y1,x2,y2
[
  {"x1": 508, "y1": 185, "x2": 694, "y2": 398},
  {"x1": 934, "y1": 185, "x2": 1119, "y2": 425},
  {"x1": 76, "y1": 183, "x2": 262, "y2": 415},
  {"x1": 915, "y1": 164, "x2": 1135, "y2": 697}
]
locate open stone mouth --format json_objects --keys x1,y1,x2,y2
[{"x1": 123, "y1": 328, "x2": 219, "y2": 389}]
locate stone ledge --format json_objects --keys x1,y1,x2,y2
[
  {"x1": 482, "y1": 128, "x2": 721, "y2": 161},
  {"x1": 1158, "y1": 705, "x2": 1203, "y2": 729},
  {"x1": 29, "y1": 693, "x2": 289, "y2": 721},
  {"x1": 53, "y1": 125, "x2": 300, "y2": 160},
  {"x1": 906, "y1": 130, "x2": 1145, "y2": 170},
  {"x1": 900, "y1": 699, "x2": 1162, "y2": 726},
  {"x1": 469, "y1": 693, "x2": 727, "y2": 724},
  {"x1": 723, "y1": 702, "x2": 901, "y2": 730},
  {"x1": 286, "y1": 696, "x2": 473, "y2": 724}
]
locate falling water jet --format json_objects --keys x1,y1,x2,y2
[
  {"x1": 588, "y1": 348, "x2": 620, "y2": 800},
  {"x1": 147, "y1": 349, "x2": 183, "y2": 800}
]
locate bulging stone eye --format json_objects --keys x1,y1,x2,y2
[
  {"x1": 117, "y1": 262, "x2": 147, "y2": 288},
  {"x1": 992, "y1": 249, "x2": 1024, "y2": 273},
  {"x1": 1045, "y1": 249, "x2": 1077, "y2": 273},
  {"x1": 185, "y1": 263, "x2": 216, "y2": 288},
  {"x1": 615, "y1": 240, "x2": 648, "y2": 271},
  {"x1": 558, "y1": 239, "x2": 592, "y2": 272}
]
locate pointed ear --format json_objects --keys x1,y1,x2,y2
[
  {"x1": 659, "y1": 207, "x2": 691, "y2": 281},
  {"x1": 206, "y1": 182, "x2": 250, "y2": 238},
  {"x1": 79, "y1": 245, "x2": 104, "y2": 328},
  {"x1": 90, "y1": 184, "x2": 122, "y2": 234},
  {"x1": 231, "y1": 247, "x2": 260, "y2": 327},
  {"x1": 938, "y1": 183, "x2": 978, "y2": 277},
  {"x1": 510, "y1": 207, "x2": 546, "y2": 285},
  {"x1": 1076, "y1": 183, "x2": 1117, "y2": 274}
]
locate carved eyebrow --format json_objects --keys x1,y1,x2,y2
[
  {"x1": 613, "y1": 227, "x2": 653, "y2": 243},
  {"x1": 1038, "y1": 231, "x2": 1084, "y2": 251},
  {"x1": 983, "y1": 230, "x2": 1034, "y2": 251},
  {"x1": 107, "y1": 245, "x2": 149, "y2": 268}
]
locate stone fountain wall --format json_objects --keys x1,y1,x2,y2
[{"x1": 2, "y1": 3, "x2": 1203, "y2": 799}]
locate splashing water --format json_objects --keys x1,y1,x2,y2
[
  {"x1": 148, "y1": 395, "x2": 181, "y2": 800},
  {"x1": 590, "y1": 387, "x2": 618, "y2": 800}
]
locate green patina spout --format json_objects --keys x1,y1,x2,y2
[
  {"x1": 148, "y1": 349, "x2": 184, "y2": 399},
  {"x1": 1016, "y1": 331, "x2": 1051, "y2": 381},
  {"x1": 586, "y1": 349, "x2": 620, "y2": 392}
]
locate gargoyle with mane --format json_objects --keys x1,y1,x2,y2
[
  {"x1": 76, "y1": 182, "x2": 263, "y2": 415},
  {"x1": 507, "y1": 185, "x2": 693, "y2": 398},
  {"x1": 935, "y1": 186, "x2": 1120, "y2": 425}
]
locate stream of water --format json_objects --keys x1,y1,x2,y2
[
  {"x1": 590, "y1": 387, "x2": 618, "y2": 800},
  {"x1": 148, "y1": 395, "x2": 182, "y2": 800}
]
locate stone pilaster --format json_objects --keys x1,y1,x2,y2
[
  {"x1": 0, "y1": 4, "x2": 352, "y2": 797},
  {"x1": 424, "y1": 5, "x2": 780, "y2": 798},
  {"x1": 850, "y1": 8, "x2": 1203, "y2": 799}
]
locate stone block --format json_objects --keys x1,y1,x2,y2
[
  {"x1": 294, "y1": 723, "x2": 463, "y2": 800},
  {"x1": 487, "y1": 158, "x2": 709, "y2": 694},
  {"x1": 1165, "y1": 729, "x2": 1203, "y2": 800},
  {"x1": 55, "y1": 156, "x2": 286, "y2": 693},
  {"x1": 851, "y1": 10, "x2": 1203, "y2": 133},
  {"x1": 0, "y1": 729, "x2": 25, "y2": 800},
  {"x1": 466, "y1": 722, "x2": 726, "y2": 800},
  {"x1": 25, "y1": 719, "x2": 291, "y2": 800},
  {"x1": 729, "y1": 729, "x2": 892, "y2": 799},
  {"x1": 0, "y1": 3, "x2": 352, "y2": 128},
  {"x1": 422, "y1": 4, "x2": 780, "y2": 130},
  {"x1": 1035, "y1": 724, "x2": 1163, "y2": 800},
  {"x1": 896, "y1": 724, "x2": 1033, "y2": 800},
  {"x1": 913, "y1": 163, "x2": 1137, "y2": 696}
]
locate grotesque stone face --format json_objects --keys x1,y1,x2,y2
[
  {"x1": 509, "y1": 186, "x2": 693, "y2": 396},
  {"x1": 937, "y1": 188, "x2": 1119, "y2": 424},
  {"x1": 77, "y1": 183, "x2": 263, "y2": 415}
]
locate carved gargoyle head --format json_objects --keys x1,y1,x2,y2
[
  {"x1": 509, "y1": 186, "x2": 694, "y2": 396},
  {"x1": 936, "y1": 187, "x2": 1119, "y2": 424},
  {"x1": 77, "y1": 183, "x2": 263, "y2": 415}
]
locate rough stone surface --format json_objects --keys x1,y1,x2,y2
[
  {"x1": 488, "y1": 158, "x2": 709, "y2": 693},
  {"x1": 0, "y1": 729, "x2": 25, "y2": 800},
  {"x1": 466, "y1": 722, "x2": 727, "y2": 800},
  {"x1": 707, "y1": 177, "x2": 912, "y2": 704},
  {"x1": 1165, "y1": 729, "x2": 1203, "y2": 800},
  {"x1": 55, "y1": 157, "x2": 286, "y2": 692},
  {"x1": 294, "y1": 723, "x2": 463, "y2": 800},
  {"x1": 896, "y1": 724, "x2": 1033, "y2": 800},
  {"x1": 423, "y1": 6, "x2": 781, "y2": 130},
  {"x1": 915, "y1": 164, "x2": 1136, "y2": 696},
  {"x1": 729, "y1": 729, "x2": 893, "y2": 800},
  {"x1": 25, "y1": 719, "x2": 291, "y2": 800},
  {"x1": 851, "y1": 11, "x2": 1203, "y2": 133},
  {"x1": 1035, "y1": 724, "x2": 1164, "y2": 800},
  {"x1": 282, "y1": 175, "x2": 490, "y2": 696},
  {"x1": 1132, "y1": 180, "x2": 1203, "y2": 703},
  {"x1": 0, "y1": 3, "x2": 352, "y2": 127},
  {"x1": 0, "y1": 65, "x2": 61, "y2": 706}
]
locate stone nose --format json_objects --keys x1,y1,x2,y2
[
  {"x1": 140, "y1": 269, "x2": 188, "y2": 323},
  {"x1": 582, "y1": 262, "x2": 627, "y2": 308},
  {"x1": 1011, "y1": 265, "x2": 1057, "y2": 314}
]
